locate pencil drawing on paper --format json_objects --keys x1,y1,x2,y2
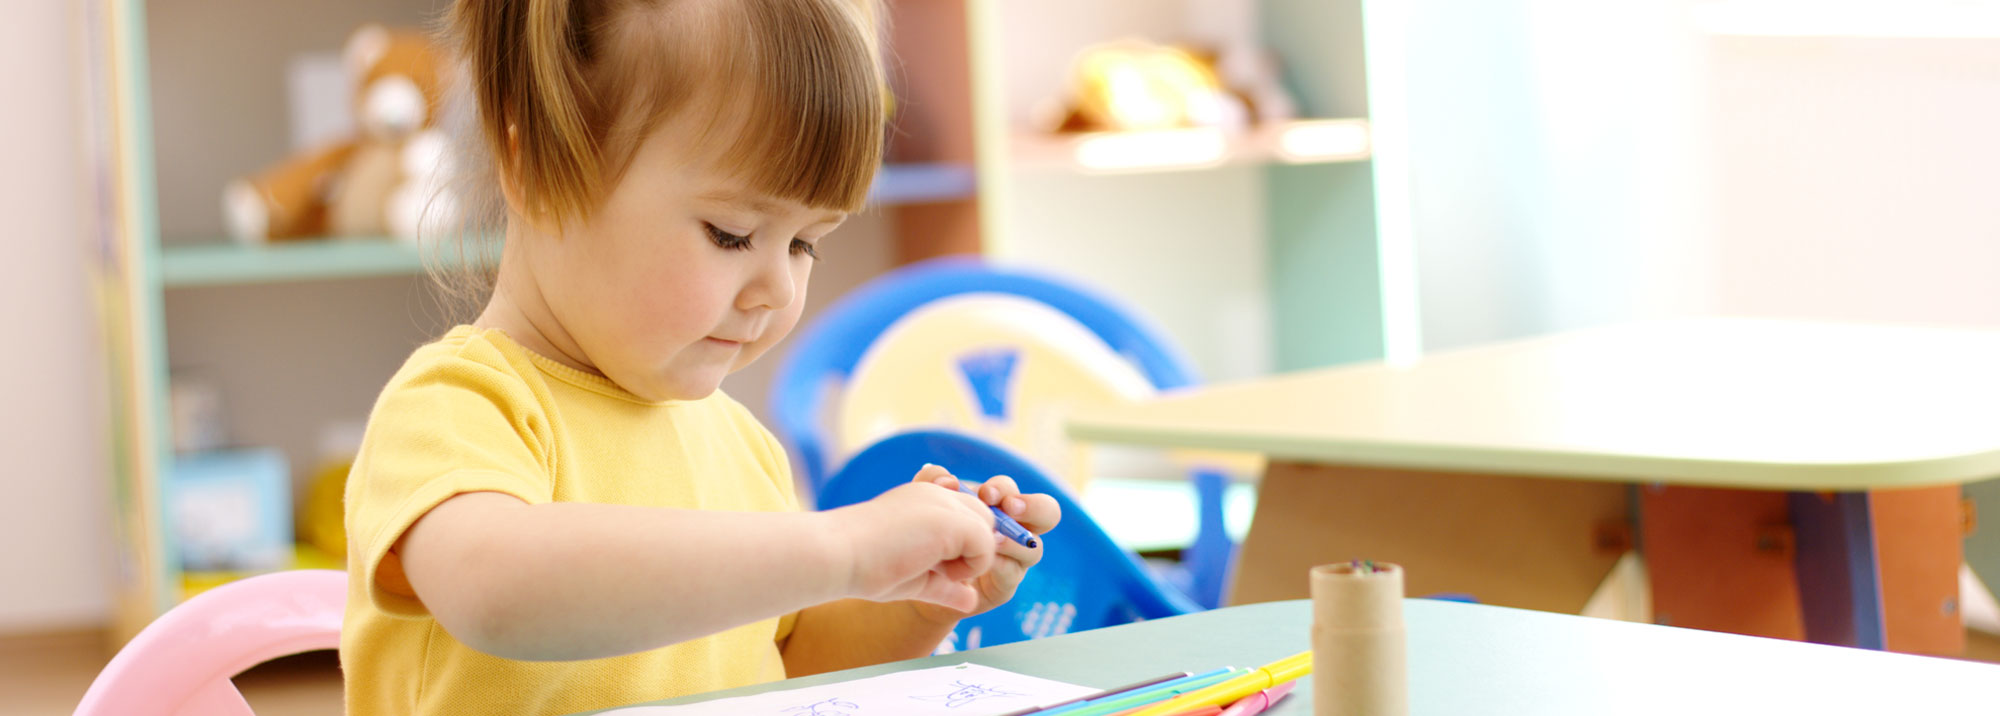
[
  {"x1": 910, "y1": 680, "x2": 1027, "y2": 708},
  {"x1": 779, "y1": 697, "x2": 860, "y2": 715}
]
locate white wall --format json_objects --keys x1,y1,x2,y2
[
  {"x1": 1708, "y1": 36, "x2": 2000, "y2": 326},
  {"x1": 1404, "y1": 0, "x2": 1714, "y2": 351},
  {"x1": 996, "y1": 168, "x2": 1273, "y2": 381},
  {"x1": 0, "y1": 0, "x2": 115, "y2": 632},
  {"x1": 1405, "y1": 3, "x2": 2000, "y2": 349}
]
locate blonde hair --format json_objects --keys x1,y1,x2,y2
[{"x1": 429, "y1": 0, "x2": 885, "y2": 307}]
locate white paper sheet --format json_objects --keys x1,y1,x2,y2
[{"x1": 598, "y1": 663, "x2": 1096, "y2": 716}]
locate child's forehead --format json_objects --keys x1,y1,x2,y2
[{"x1": 692, "y1": 183, "x2": 847, "y2": 224}]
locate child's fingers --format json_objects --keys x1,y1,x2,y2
[
  {"x1": 935, "y1": 554, "x2": 986, "y2": 583},
  {"x1": 974, "y1": 475, "x2": 1060, "y2": 536},
  {"x1": 995, "y1": 533, "x2": 1043, "y2": 570},
  {"x1": 937, "y1": 491, "x2": 998, "y2": 576},
  {"x1": 913, "y1": 462, "x2": 956, "y2": 488},
  {"x1": 973, "y1": 475, "x2": 1018, "y2": 507},
  {"x1": 907, "y1": 571, "x2": 978, "y2": 613},
  {"x1": 1010, "y1": 493, "x2": 1060, "y2": 535}
]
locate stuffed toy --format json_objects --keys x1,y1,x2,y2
[
  {"x1": 223, "y1": 24, "x2": 455, "y2": 244},
  {"x1": 1035, "y1": 39, "x2": 1296, "y2": 134}
]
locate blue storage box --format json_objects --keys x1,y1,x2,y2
[{"x1": 168, "y1": 448, "x2": 292, "y2": 571}]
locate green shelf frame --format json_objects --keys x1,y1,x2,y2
[
  {"x1": 161, "y1": 162, "x2": 977, "y2": 288},
  {"x1": 160, "y1": 239, "x2": 468, "y2": 288}
]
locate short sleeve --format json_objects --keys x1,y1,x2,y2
[
  {"x1": 719, "y1": 391, "x2": 803, "y2": 513},
  {"x1": 347, "y1": 354, "x2": 555, "y2": 618}
]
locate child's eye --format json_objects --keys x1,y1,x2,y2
[
  {"x1": 791, "y1": 238, "x2": 820, "y2": 261},
  {"x1": 704, "y1": 223, "x2": 752, "y2": 250}
]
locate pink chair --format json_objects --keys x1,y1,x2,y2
[{"x1": 74, "y1": 569, "x2": 346, "y2": 716}]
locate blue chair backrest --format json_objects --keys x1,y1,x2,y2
[
  {"x1": 770, "y1": 257, "x2": 1201, "y2": 494},
  {"x1": 816, "y1": 431, "x2": 1201, "y2": 650}
]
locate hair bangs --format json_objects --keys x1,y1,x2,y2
[
  {"x1": 688, "y1": 0, "x2": 884, "y2": 213},
  {"x1": 589, "y1": 0, "x2": 886, "y2": 214}
]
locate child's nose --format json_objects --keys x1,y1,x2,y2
[{"x1": 740, "y1": 250, "x2": 797, "y2": 310}]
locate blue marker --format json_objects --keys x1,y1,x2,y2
[{"x1": 959, "y1": 481, "x2": 1040, "y2": 550}]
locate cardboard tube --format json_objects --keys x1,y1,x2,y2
[{"x1": 1311, "y1": 562, "x2": 1407, "y2": 716}]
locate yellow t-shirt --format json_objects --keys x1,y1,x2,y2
[{"x1": 340, "y1": 326, "x2": 801, "y2": 715}]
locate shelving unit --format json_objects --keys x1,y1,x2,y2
[
  {"x1": 1006, "y1": 119, "x2": 1372, "y2": 174},
  {"x1": 975, "y1": 0, "x2": 1394, "y2": 377},
  {"x1": 83, "y1": 0, "x2": 1394, "y2": 641},
  {"x1": 160, "y1": 239, "x2": 465, "y2": 288},
  {"x1": 158, "y1": 163, "x2": 977, "y2": 288}
]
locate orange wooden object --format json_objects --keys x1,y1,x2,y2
[
  {"x1": 1644, "y1": 484, "x2": 1966, "y2": 654},
  {"x1": 1229, "y1": 461, "x2": 1627, "y2": 612},
  {"x1": 885, "y1": 0, "x2": 982, "y2": 263},
  {"x1": 1640, "y1": 485, "x2": 1805, "y2": 639},
  {"x1": 1873, "y1": 485, "x2": 1964, "y2": 656}
]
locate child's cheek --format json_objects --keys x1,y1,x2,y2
[{"x1": 739, "y1": 300, "x2": 804, "y2": 369}]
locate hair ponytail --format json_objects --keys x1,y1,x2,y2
[{"x1": 450, "y1": 0, "x2": 602, "y2": 228}]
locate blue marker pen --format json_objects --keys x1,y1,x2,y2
[{"x1": 959, "y1": 481, "x2": 1040, "y2": 550}]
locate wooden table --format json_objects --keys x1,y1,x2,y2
[
  {"x1": 573, "y1": 599, "x2": 2000, "y2": 715},
  {"x1": 1067, "y1": 318, "x2": 2000, "y2": 654}
]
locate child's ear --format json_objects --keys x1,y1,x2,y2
[{"x1": 496, "y1": 123, "x2": 561, "y2": 237}]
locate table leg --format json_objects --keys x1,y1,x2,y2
[
  {"x1": 1227, "y1": 461, "x2": 1628, "y2": 612},
  {"x1": 1826, "y1": 486, "x2": 1965, "y2": 654},
  {"x1": 1640, "y1": 486, "x2": 1804, "y2": 639},
  {"x1": 1787, "y1": 491, "x2": 1886, "y2": 649},
  {"x1": 1645, "y1": 486, "x2": 1962, "y2": 653}
]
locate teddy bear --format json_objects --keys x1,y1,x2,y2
[{"x1": 223, "y1": 24, "x2": 456, "y2": 244}]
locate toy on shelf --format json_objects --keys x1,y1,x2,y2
[
  {"x1": 1034, "y1": 39, "x2": 1297, "y2": 135},
  {"x1": 169, "y1": 448, "x2": 293, "y2": 574},
  {"x1": 299, "y1": 422, "x2": 363, "y2": 562},
  {"x1": 223, "y1": 24, "x2": 457, "y2": 244}
]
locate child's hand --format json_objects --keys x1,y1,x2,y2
[
  {"x1": 906, "y1": 464, "x2": 1061, "y2": 625},
  {"x1": 831, "y1": 476, "x2": 1001, "y2": 613}
]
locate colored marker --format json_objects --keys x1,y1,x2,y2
[
  {"x1": 993, "y1": 671, "x2": 1191, "y2": 716},
  {"x1": 958, "y1": 480, "x2": 1040, "y2": 549},
  {"x1": 1034, "y1": 668, "x2": 1236, "y2": 716},
  {"x1": 1216, "y1": 680, "x2": 1296, "y2": 716},
  {"x1": 1042, "y1": 668, "x2": 1244, "y2": 716},
  {"x1": 1147, "y1": 707, "x2": 1222, "y2": 716},
  {"x1": 1122, "y1": 652, "x2": 1311, "y2": 716}
]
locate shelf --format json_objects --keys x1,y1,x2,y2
[
  {"x1": 1008, "y1": 119, "x2": 1372, "y2": 175},
  {"x1": 161, "y1": 163, "x2": 978, "y2": 288},
  {"x1": 870, "y1": 162, "x2": 978, "y2": 204},
  {"x1": 180, "y1": 542, "x2": 342, "y2": 601},
  {"x1": 160, "y1": 238, "x2": 485, "y2": 288},
  {"x1": 1695, "y1": 1, "x2": 2000, "y2": 38}
]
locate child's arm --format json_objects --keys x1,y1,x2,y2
[
  {"x1": 780, "y1": 469, "x2": 1061, "y2": 676},
  {"x1": 394, "y1": 480, "x2": 1000, "y2": 661}
]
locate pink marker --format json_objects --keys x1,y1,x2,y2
[{"x1": 1216, "y1": 680, "x2": 1296, "y2": 716}]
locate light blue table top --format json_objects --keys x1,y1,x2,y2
[{"x1": 577, "y1": 599, "x2": 1997, "y2": 715}]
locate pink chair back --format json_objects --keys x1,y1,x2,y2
[{"x1": 74, "y1": 569, "x2": 346, "y2": 716}]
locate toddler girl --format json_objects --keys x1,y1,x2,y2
[{"x1": 338, "y1": 1, "x2": 1058, "y2": 713}]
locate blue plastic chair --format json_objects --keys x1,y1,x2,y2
[
  {"x1": 817, "y1": 431, "x2": 1201, "y2": 650},
  {"x1": 770, "y1": 257, "x2": 1237, "y2": 608}
]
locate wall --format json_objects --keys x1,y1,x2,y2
[
  {"x1": 0, "y1": 0, "x2": 114, "y2": 633},
  {"x1": 1708, "y1": 36, "x2": 2000, "y2": 326},
  {"x1": 1403, "y1": 0, "x2": 1714, "y2": 352}
]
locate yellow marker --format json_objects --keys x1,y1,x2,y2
[{"x1": 1123, "y1": 651, "x2": 1312, "y2": 716}]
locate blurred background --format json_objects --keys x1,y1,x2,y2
[{"x1": 6, "y1": 0, "x2": 2000, "y2": 711}]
